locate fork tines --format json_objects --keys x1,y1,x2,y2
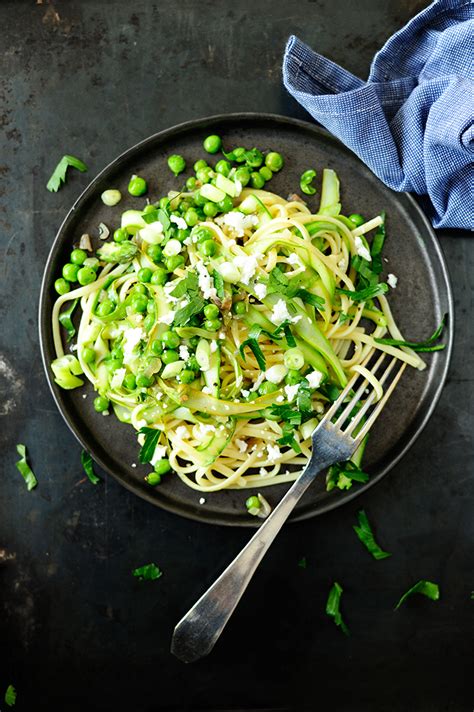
[{"x1": 323, "y1": 350, "x2": 407, "y2": 443}]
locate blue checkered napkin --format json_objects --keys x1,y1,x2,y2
[{"x1": 282, "y1": 0, "x2": 474, "y2": 230}]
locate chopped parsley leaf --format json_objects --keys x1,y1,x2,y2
[
  {"x1": 15, "y1": 444, "x2": 38, "y2": 491},
  {"x1": 326, "y1": 582, "x2": 349, "y2": 635},
  {"x1": 133, "y1": 563, "x2": 162, "y2": 581},
  {"x1": 81, "y1": 450, "x2": 101, "y2": 485},
  {"x1": 394, "y1": 580, "x2": 440, "y2": 610},
  {"x1": 46, "y1": 154, "x2": 88, "y2": 192},
  {"x1": 353, "y1": 510, "x2": 391, "y2": 560}
]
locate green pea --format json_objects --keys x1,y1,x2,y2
[
  {"x1": 146, "y1": 299, "x2": 155, "y2": 314},
  {"x1": 203, "y1": 303, "x2": 220, "y2": 319},
  {"x1": 203, "y1": 134, "x2": 222, "y2": 154},
  {"x1": 93, "y1": 395, "x2": 109, "y2": 412},
  {"x1": 247, "y1": 392, "x2": 258, "y2": 402},
  {"x1": 194, "y1": 159, "x2": 207, "y2": 172},
  {"x1": 250, "y1": 172, "x2": 265, "y2": 189},
  {"x1": 245, "y1": 148, "x2": 264, "y2": 168},
  {"x1": 136, "y1": 373, "x2": 154, "y2": 388},
  {"x1": 233, "y1": 147, "x2": 246, "y2": 163},
  {"x1": 265, "y1": 152, "x2": 284, "y2": 172},
  {"x1": 145, "y1": 472, "x2": 162, "y2": 486},
  {"x1": 196, "y1": 167, "x2": 212, "y2": 184},
  {"x1": 215, "y1": 159, "x2": 231, "y2": 176},
  {"x1": 204, "y1": 318, "x2": 221, "y2": 331},
  {"x1": 285, "y1": 369, "x2": 302, "y2": 385},
  {"x1": 143, "y1": 204, "x2": 156, "y2": 214},
  {"x1": 349, "y1": 213, "x2": 365, "y2": 227},
  {"x1": 159, "y1": 197, "x2": 170, "y2": 209},
  {"x1": 198, "y1": 239, "x2": 217, "y2": 257},
  {"x1": 96, "y1": 299, "x2": 115, "y2": 317},
  {"x1": 246, "y1": 495, "x2": 260, "y2": 510},
  {"x1": 133, "y1": 284, "x2": 147, "y2": 295},
  {"x1": 176, "y1": 228, "x2": 190, "y2": 243},
  {"x1": 167, "y1": 154, "x2": 186, "y2": 176},
  {"x1": 192, "y1": 227, "x2": 212, "y2": 243},
  {"x1": 131, "y1": 294, "x2": 148, "y2": 313},
  {"x1": 300, "y1": 169, "x2": 317, "y2": 195},
  {"x1": 182, "y1": 209, "x2": 197, "y2": 227},
  {"x1": 235, "y1": 167, "x2": 251, "y2": 186},
  {"x1": 82, "y1": 347, "x2": 95, "y2": 364},
  {"x1": 258, "y1": 381, "x2": 278, "y2": 395},
  {"x1": 232, "y1": 301, "x2": 246, "y2": 315},
  {"x1": 165, "y1": 255, "x2": 184, "y2": 271},
  {"x1": 128, "y1": 174, "x2": 148, "y2": 196},
  {"x1": 144, "y1": 313, "x2": 155, "y2": 332},
  {"x1": 216, "y1": 195, "x2": 233, "y2": 213},
  {"x1": 123, "y1": 373, "x2": 136, "y2": 390},
  {"x1": 150, "y1": 267, "x2": 168, "y2": 285},
  {"x1": 154, "y1": 458, "x2": 171, "y2": 475},
  {"x1": 138, "y1": 267, "x2": 153, "y2": 283},
  {"x1": 147, "y1": 244, "x2": 162, "y2": 262},
  {"x1": 62, "y1": 263, "x2": 80, "y2": 282},
  {"x1": 77, "y1": 266, "x2": 96, "y2": 286},
  {"x1": 150, "y1": 339, "x2": 163, "y2": 355},
  {"x1": 178, "y1": 200, "x2": 191, "y2": 214},
  {"x1": 107, "y1": 358, "x2": 122, "y2": 372},
  {"x1": 114, "y1": 227, "x2": 129, "y2": 243},
  {"x1": 161, "y1": 330, "x2": 180, "y2": 349},
  {"x1": 161, "y1": 349, "x2": 179, "y2": 365},
  {"x1": 193, "y1": 190, "x2": 207, "y2": 207},
  {"x1": 186, "y1": 176, "x2": 197, "y2": 191},
  {"x1": 259, "y1": 166, "x2": 272, "y2": 181},
  {"x1": 70, "y1": 248, "x2": 87, "y2": 266},
  {"x1": 203, "y1": 201, "x2": 218, "y2": 217},
  {"x1": 180, "y1": 369, "x2": 195, "y2": 384},
  {"x1": 54, "y1": 278, "x2": 70, "y2": 295}
]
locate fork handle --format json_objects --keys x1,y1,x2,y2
[{"x1": 171, "y1": 451, "x2": 331, "y2": 663}]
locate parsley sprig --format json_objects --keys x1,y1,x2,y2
[{"x1": 46, "y1": 154, "x2": 88, "y2": 192}]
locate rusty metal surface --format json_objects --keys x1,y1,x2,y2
[{"x1": 0, "y1": 1, "x2": 472, "y2": 711}]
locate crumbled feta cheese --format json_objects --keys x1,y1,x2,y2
[
  {"x1": 217, "y1": 211, "x2": 258, "y2": 237},
  {"x1": 102, "y1": 410, "x2": 109, "y2": 416},
  {"x1": 233, "y1": 254, "x2": 260, "y2": 285},
  {"x1": 284, "y1": 383, "x2": 299, "y2": 402},
  {"x1": 196, "y1": 261, "x2": 217, "y2": 299},
  {"x1": 235, "y1": 438, "x2": 248, "y2": 453},
  {"x1": 199, "y1": 497, "x2": 206, "y2": 505},
  {"x1": 387, "y1": 273, "x2": 398, "y2": 289},
  {"x1": 254, "y1": 282, "x2": 267, "y2": 300},
  {"x1": 136, "y1": 419, "x2": 147, "y2": 429},
  {"x1": 183, "y1": 236, "x2": 192, "y2": 246},
  {"x1": 170, "y1": 215, "x2": 187, "y2": 230},
  {"x1": 155, "y1": 391, "x2": 163, "y2": 401},
  {"x1": 271, "y1": 299, "x2": 291, "y2": 325},
  {"x1": 110, "y1": 367, "x2": 126, "y2": 389},
  {"x1": 131, "y1": 463, "x2": 137, "y2": 468},
  {"x1": 202, "y1": 386, "x2": 213, "y2": 395},
  {"x1": 218, "y1": 331, "x2": 225, "y2": 340},
  {"x1": 122, "y1": 327, "x2": 145, "y2": 364},
  {"x1": 354, "y1": 236, "x2": 372, "y2": 262},
  {"x1": 291, "y1": 315, "x2": 303, "y2": 324},
  {"x1": 70, "y1": 344, "x2": 78, "y2": 352},
  {"x1": 306, "y1": 370, "x2": 323, "y2": 389},
  {"x1": 267, "y1": 444, "x2": 281, "y2": 462},
  {"x1": 276, "y1": 395, "x2": 284, "y2": 403},
  {"x1": 158, "y1": 311, "x2": 175, "y2": 325},
  {"x1": 256, "y1": 451, "x2": 263, "y2": 458},
  {"x1": 259, "y1": 467, "x2": 268, "y2": 476},
  {"x1": 265, "y1": 364, "x2": 287, "y2": 384},
  {"x1": 240, "y1": 388, "x2": 250, "y2": 398},
  {"x1": 227, "y1": 239, "x2": 236, "y2": 247},
  {"x1": 210, "y1": 341, "x2": 218, "y2": 353},
  {"x1": 338, "y1": 259, "x2": 345, "y2": 269},
  {"x1": 287, "y1": 253, "x2": 301, "y2": 266},
  {"x1": 179, "y1": 345, "x2": 190, "y2": 361},
  {"x1": 150, "y1": 444, "x2": 168, "y2": 467},
  {"x1": 82, "y1": 394, "x2": 87, "y2": 399},
  {"x1": 176, "y1": 425, "x2": 188, "y2": 439}
]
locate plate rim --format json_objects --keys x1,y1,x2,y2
[{"x1": 38, "y1": 111, "x2": 454, "y2": 526}]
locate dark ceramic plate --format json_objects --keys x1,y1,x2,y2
[{"x1": 39, "y1": 113, "x2": 453, "y2": 526}]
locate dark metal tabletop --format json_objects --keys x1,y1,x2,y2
[{"x1": 0, "y1": 1, "x2": 472, "y2": 711}]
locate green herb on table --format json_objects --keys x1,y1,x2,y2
[
  {"x1": 5, "y1": 684, "x2": 16, "y2": 707},
  {"x1": 15, "y1": 444, "x2": 38, "y2": 491},
  {"x1": 298, "y1": 557, "x2": 307, "y2": 569},
  {"x1": 81, "y1": 450, "x2": 101, "y2": 485},
  {"x1": 46, "y1": 155, "x2": 88, "y2": 192},
  {"x1": 394, "y1": 580, "x2": 440, "y2": 610},
  {"x1": 353, "y1": 510, "x2": 391, "y2": 560},
  {"x1": 326, "y1": 582, "x2": 349, "y2": 635},
  {"x1": 139, "y1": 427, "x2": 161, "y2": 464},
  {"x1": 133, "y1": 563, "x2": 163, "y2": 581}
]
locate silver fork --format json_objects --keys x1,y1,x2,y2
[{"x1": 171, "y1": 351, "x2": 406, "y2": 663}]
